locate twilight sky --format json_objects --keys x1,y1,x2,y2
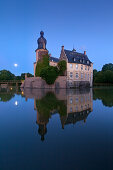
[{"x1": 0, "y1": 0, "x2": 113, "y2": 75}]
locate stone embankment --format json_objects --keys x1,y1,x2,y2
[{"x1": 21, "y1": 76, "x2": 67, "y2": 89}]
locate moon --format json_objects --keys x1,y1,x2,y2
[
  {"x1": 14, "y1": 101, "x2": 18, "y2": 106},
  {"x1": 14, "y1": 63, "x2": 18, "y2": 67}
]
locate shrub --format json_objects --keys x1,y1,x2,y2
[
  {"x1": 35, "y1": 55, "x2": 49, "y2": 77},
  {"x1": 40, "y1": 66, "x2": 59, "y2": 84}
]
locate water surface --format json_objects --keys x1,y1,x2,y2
[{"x1": 0, "y1": 87, "x2": 113, "y2": 170}]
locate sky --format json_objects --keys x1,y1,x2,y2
[{"x1": 0, "y1": 0, "x2": 113, "y2": 75}]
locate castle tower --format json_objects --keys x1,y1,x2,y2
[{"x1": 34, "y1": 31, "x2": 48, "y2": 76}]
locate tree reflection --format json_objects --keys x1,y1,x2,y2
[
  {"x1": 35, "y1": 92, "x2": 67, "y2": 141},
  {"x1": 93, "y1": 88, "x2": 113, "y2": 107},
  {"x1": 0, "y1": 87, "x2": 21, "y2": 102},
  {"x1": 26, "y1": 89, "x2": 93, "y2": 141}
]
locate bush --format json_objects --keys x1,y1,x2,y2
[
  {"x1": 58, "y1": 60, "x2": 66, "y2": 76},
  {"x1": 35, "y1": 55, "x2": 49, "y2": 77},
  {"x1": 40, "y1": 66, "x2": 59, "y2": 84}
]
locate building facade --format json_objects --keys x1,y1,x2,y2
[{"x1": 34, "y1": 31, "x2": 93, "y2": 88}]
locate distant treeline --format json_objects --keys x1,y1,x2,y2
[
  {"x1": 0, "y1": 70, "x2": 33, "y2": 80},
  {"x1": 93, "y1": 63, "x2": 113, "y2": 84}
]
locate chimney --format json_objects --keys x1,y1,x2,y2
[
  {"x1": 62, "y1": 45, "x2": 64, "y2": 51},
  {"x1": 84, "y1": 51, "x2": 86, "y2": 55}
]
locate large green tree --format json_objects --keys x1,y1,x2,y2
[
  {"x1": 0, "y1": 70, "x2": 15, "y2": 80},
  {"x1": 102, "y1": 63, "x2": 113, "y2": 72}
]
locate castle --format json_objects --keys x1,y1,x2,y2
[{"x1": 34, "y1": 31, "x2": 93, "y2": 88}]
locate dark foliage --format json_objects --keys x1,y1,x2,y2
[
  {"x1": 58, "y1": 60, "x2": 67, "y2": 76},
  {"x1": 102, "y1": 63, "x2": 113, "y2": 72},
  {"x1": 0, "y1": 70, "x2": 15, "y2": 80},
  {"x1": 0, "y1": 70, "x2": 33, "y2": 81},
  {"x1": 36, "y1": 92, "x2": 67, "y2": 118},
  {"x1": 94, "y1": 63, "x2": 113, "y2": 84},
  {"x1": 40, "y1": 66, "x2": 59, "y2": 85},
  {"x1": 35, "y1": 55, "x2": 49, "y2": 77},
  {"x1": 93, "y1": 88, "x2": 113, "y2": 107}
]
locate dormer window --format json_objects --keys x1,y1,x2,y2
[
  {"x1": 87, "y1": 61, "x2": 89, "y2": 64},
  {"x1": 83, "y1": 59, "x2": 84, "y2": 63},
  {"x1": 80, "y1": 59, "x2": 82, "y2": 63}
]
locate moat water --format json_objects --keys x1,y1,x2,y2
[{"x1": 0, "y1": 87, "x2": 113, "y2": 170}]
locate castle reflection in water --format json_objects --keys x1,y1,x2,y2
[{"x1": 22, "y1": 88, "x2": 93, "y2": 141}]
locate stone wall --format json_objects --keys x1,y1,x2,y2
[{"x1": 21, "y1": 76, "x2": 67, "y2": 89}]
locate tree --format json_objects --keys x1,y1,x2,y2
[
  {"x1": 93, "y1": 69, "x2": 98, "y2": 82},
  {"x1": 35, "y1": 55, "x2": 49, "y2": 77},
  {"x1": 40, "y1": 66, "x2": 59, "y2": 84},
  {"x1": 0, "y1": 70, "x2": 15, "y2": 80},
  {"x1": 102, "y1": 63, "x2": 113, "y2": 72},
  {"x1": 21, "y1": 73, "x2": 33, "y2": 80},
  {"x1": 94, "y1": 70, "x2": 113, "y2": 84}
]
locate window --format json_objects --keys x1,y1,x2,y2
[
  {"x1": 85, "y1": 74, "x2": 87, "y2": 80},
  {"x1": 85, "y1": 66, "x2": 87, "y2": 70},
  {"x1": 76, "y1": 73, "x2": 79, "y2": 79},
  {"x1": 88, "y1": 66, "x2": 90, "y2": 71},
  {"x1": 70, "y1": 64, "x2": 72, "y2": 68},
  {"x1": 83, "y1": 59, "x2": 85, "y2": 63},
  {"x1": 75, "y1": 97, "x2": 79, "y2": 103},
  {"x1": 69, "y1": 82, "x2": 73, "y2": 86},
  {"x1": 76, "y1": 64, "x2": 78, "y2": 69},
  {"x1": 81, "y1": 65, "x2": 83, "y2": 70},
  {"x1": 88, "y1": 74, "x2": 89, "y2": 80},
  {"x1": 81, "y1": 97, "x2": 83, "y2": 103},
  {"x1": 81, "y1": 105, "x2": 83, "y2": 110},
  {"x1": 81, "y1": 73, "x2": 83, "y2": 79},
  {"x1": 70, "y1": 107, "x2": 72, "y2": 112},
  {"x1": 80, "y1": 59, "x2": 82, "y2": 63},
  {"x1": 70, "y1": 72, "x2": 73, "y2": 78},
  {"x1": 75, "y1": 106, "x2": 78, "y2": 112},
  {"x1": 74, "y1": 58, "x2": 76, "y2": 62},
  {"x1": 70, "y1": 98, "x2": 73, "y2": 104}
]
